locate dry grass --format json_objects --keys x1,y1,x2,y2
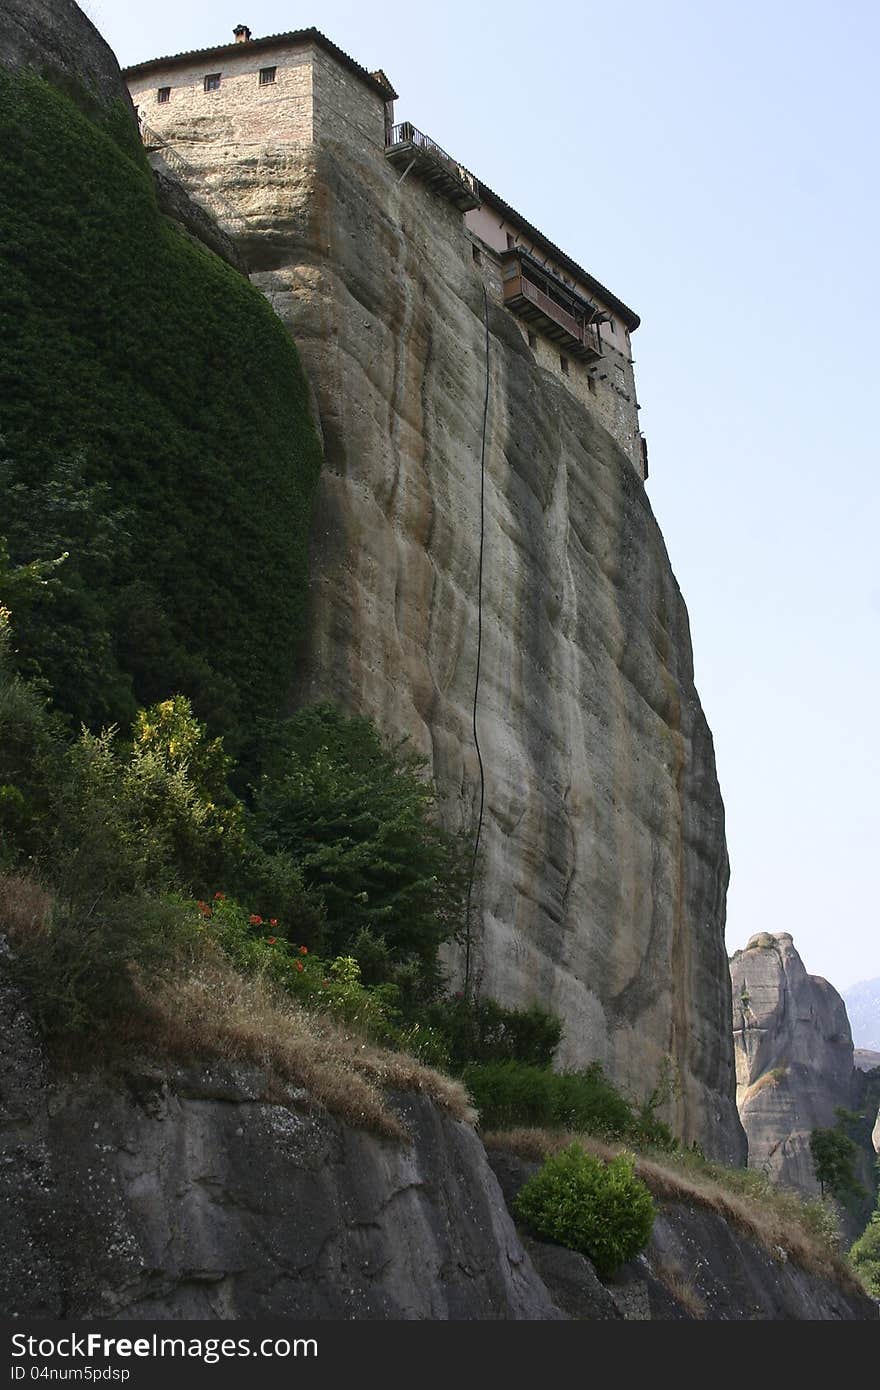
[
  {"x1": 0, "y1": 871, "x2": 52, "y2": 944},
  {"x1": 0, "y1": 871, "x2": 473, "y2": 1142},
  {"x1": 653, "y1": 1257, "x2": 706, "y2": 1318},
  {"x1": 483, "y1": 1127, "x2": 861, "y2": 1293},
  {"x1": 141, "y1": 950, "x2": 475, "y2": 1141},
  {"x1": 741, "y1": 1067, "x2": 787, "y2": 1103}
]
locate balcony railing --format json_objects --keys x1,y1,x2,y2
[
  {"x1": 500, "y1": 251, "x2": 603, "y2": 361},
  {"x1": 385, "y1": 122, "x2": 480, "y2": 211}
]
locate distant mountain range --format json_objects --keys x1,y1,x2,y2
[{"x1": 843, "y1": 977, "x2": 880, "y2": 1051}]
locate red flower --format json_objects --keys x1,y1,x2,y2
[
  {"x1": 249, "y1": 914, "x2": 263, "y2": 926},
  {"x1": 213, "y1": 891, "x2": 226, "y2": 901},
  {"x1": 295, "y1": 961, "x2": 304, "y2": 973},
  {"x1": 269, "y1": 918, "x2": 278, "y2": 927},
  {"x1": 197, "y1": 901, "x2": 211, "y2": 916},
  {"x1": 299, "y1": 945, "x2": 308, "y2": 955},
  {"x1": 267, "y1": 937, "x2": 277, "y2": 945}
]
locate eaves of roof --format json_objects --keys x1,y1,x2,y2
[{"x1": 122, "y1": 27, "x2": 397, "y2": 101}]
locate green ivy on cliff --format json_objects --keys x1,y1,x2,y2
[{"x1": 0, "y1": 68, "x2": 323, "y2": 732}]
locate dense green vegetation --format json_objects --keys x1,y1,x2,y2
[
  {"x1": 0, "y1": 68, "x2": 322, "y2": 732},
  {"x1": 464, "y1": 1058, "x2": 677, "y2": 1149},
  {"x1": 0, "y1": 605, "x2": 471, "y2": 1050},
  {"x1": 514, "y1": 1143, "x2": 655, "y2": 1277},
  {"x1": 850, "y1": 1210, "x2": 880, "y2": 1297},
  {"x1": 810, "y1": 1110, "x2": 867, "y2": 1209}
]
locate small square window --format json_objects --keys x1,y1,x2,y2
[
  {"x1": 560, "y1": 355, "x2": 569, "y2": 375},
  {"x1": 471, "y1": 244, "x2": 482, "y2": 265},
  {"x1": 157, "y1": 86, "x2": 170, "y2": 104},
  {"x1": 259, "y1": 66, "x2": 276, "y2": 86},
  {"x1": 204, "y1": 73, "x2": 221, "y2": 92},
  {"x1": 528, "y1": 331, "x2": 537, "y2": 349}
]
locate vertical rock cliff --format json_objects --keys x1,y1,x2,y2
[
  {"x1": 6, "y1": 1, "x2": 745, "y2": 1159},
  {"x1": 143, "y1": 108, "x2": 744, "y2": 1158},
  {"x1": 730, "y1": 933, "x2": 860, "y2": 1193}
]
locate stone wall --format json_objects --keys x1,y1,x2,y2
[
  {"x1": 311, "y1": 44, "x2": 386, "y2": 155},
  {"x1": 127, "y1": 41, "x2": 314, "y2": 148}
]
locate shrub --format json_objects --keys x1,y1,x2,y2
[
  {"x1": 7, "y1": 887, "x2": 195, "y2": 1039},
  {"x1": 203, "y1": 894, "x2": 399, "y2": 1040},
  {"x1": 421, "y1": 995, "x2": 562, "y2": 1071},
  {"x1": 464, "y1": 1059, "x2": 676, "y2": 1149},
  {"x1": 514, "y1": 1143, "x2": 655, "y2": 1277},
  {"x1": 0, "y1": 606, "x2": 67, "y2": 866},
  {"x1": 850, "y1": 1214, "x2": 880, "y2": 1298}
]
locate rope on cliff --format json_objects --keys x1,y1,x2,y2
[{"x1": 464, "y1": 286, "x2": 490, "y2": 998}]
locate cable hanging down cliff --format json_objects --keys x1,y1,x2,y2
[{"x1": 464, "y1": 287, "x2": 490, "y2": 998}]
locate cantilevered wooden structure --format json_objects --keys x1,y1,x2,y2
[
  {"x1": 385, "y1": 123, "x2": 480, "y2": 211},
  {"x1": 500, "y1": 248, "x2": 604, "y2": 361}
]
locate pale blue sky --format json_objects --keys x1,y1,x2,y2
[{"x1": 88, "y1": 0, "x2": 879, "y2": 993}]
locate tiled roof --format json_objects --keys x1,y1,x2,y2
[{"x1": 122, "y1": 27, "x2": 397, "y2": 100}]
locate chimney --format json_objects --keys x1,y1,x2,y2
[{"x1": 233, "y1": 25, "x2": 252, "y2": 43}]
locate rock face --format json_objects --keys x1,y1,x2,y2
[
  {"x1": 2, "y1": 965, "x2": 873, "y2": 1322},
  {"x1": 0, "y1": 962, "x2": 561, "y2": 1320},
  {"x1": 488, "y1": 1146, "x2": 878, "y2": 1321},
  {"x1": 127, "y1": 45, "x2": 744, "y2": 1160},
  {"x1": 0, "y1": 0, "x2": 133, "y2": 112},
  {"x1": 730, "y1": 933, "x2": 858, "y2": 1193}
]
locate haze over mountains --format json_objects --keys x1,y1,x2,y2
[{"x1": 843, "y1": 978, "x2": 880, "y2": 1052}]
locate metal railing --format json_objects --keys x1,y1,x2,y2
[{"x1": 387, "y1": 122, "x2": 479, "y2": 199}]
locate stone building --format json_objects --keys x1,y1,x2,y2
[{"x1": 125, "y1": 23, "x2": 647, "y2": 478}]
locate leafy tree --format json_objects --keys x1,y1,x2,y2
[
  {"x1": 809, "y1": 1126, "x2": 864, "y2": 1200},
  {"x1": 250, "y1": 705, "x2": 472, "y2": 987}
]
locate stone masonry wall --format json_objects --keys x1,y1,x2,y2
[
  {"x1": 127, "y1": 41, "x2": 314, "y2": 148},
  {"x1": 311, "y1": 45, "x2": 386, "y2": 156}
]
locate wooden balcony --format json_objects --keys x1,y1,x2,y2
[
  {"x1": 500, "y1": 249, "x2": 603, "y2": 361},
  {"x1": 385, "y1": 123, "x2": 481, "y2": 211}
]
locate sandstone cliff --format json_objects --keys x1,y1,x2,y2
[
  {"x1": 0, "y1": 0, "x2": 128, "y2": 109},
  {"x1": 730, "y1": 933, "x2": 860, "y2": 1193},
  {"x1": 142, "y1": 79, "x2": 744, "y2": 1160}
]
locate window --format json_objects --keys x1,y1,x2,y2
[
  {"x1": 259, "y1": 66, "x2": 276, "y2": 86},
  {"x1": 560, "y1": 355, "x2": 569, "y2": 376},
  {"x1": 528, "y1": 331, "x2": 537, "y2": 349},
  {"x1": 588, "y1": 375, "x2": 597, "y2": 394},
  {"x1": 157, "y1": 86, "x2": 170, "y2": 104},
  {"x1": 471, "y1": 244, "x2": 482, "y2": 265},
  {"x1": 204, "y1": 73, "x2": 221, "y2": 92}
]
